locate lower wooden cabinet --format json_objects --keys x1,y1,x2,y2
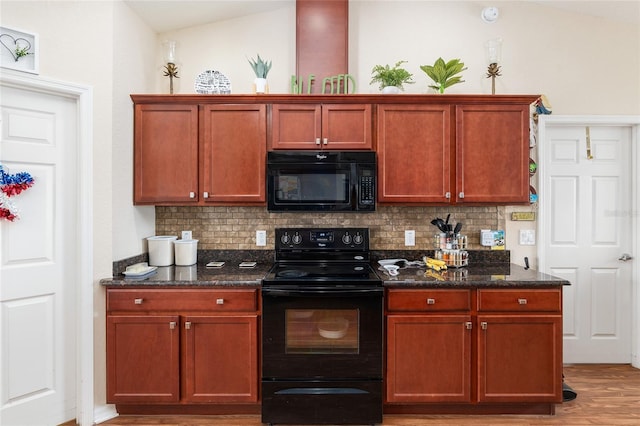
[
  {"x1": 385, "y1": 287, "x2": 563, "y2": 411},
  {"x1": 106, "y1": 288, "x2": 259, "y2": 405}
]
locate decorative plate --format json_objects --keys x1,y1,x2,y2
[{"x1": 194, "y1": 70, "x2": 231, "y2": 94}]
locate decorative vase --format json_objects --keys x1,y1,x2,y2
[
  {"x1": 382, "y1": 86, "x2": 401, "y2": 94},
  {"x1": 254, "y1": 77, "x2": 268, "y2": 94}
]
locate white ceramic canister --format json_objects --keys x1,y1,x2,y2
[
  {"x1": 147, "y1": 235, "x2": 178, "y2": 266},
  {"x1": 174, "y1": 239, "x2": 199, "y2": 266}
]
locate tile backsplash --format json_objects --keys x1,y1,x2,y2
[{"x1": 156, "y1": 205, "x2": 505, "y2": 251}]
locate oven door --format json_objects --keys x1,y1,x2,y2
[{"x1": 262, "y1": 286, "x2": 383, "y2": 379}]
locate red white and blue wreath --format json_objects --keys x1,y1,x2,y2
[{"x1": 0, "y1": 163, "x2": 35, "y2": 222}]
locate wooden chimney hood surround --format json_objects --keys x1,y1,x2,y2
[{"x1": 296, "y1": 0, "x2": 349, "y2": 94}]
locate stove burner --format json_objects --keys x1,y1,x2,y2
[{"x1": 276, "y1": 269, "x2": 308, "y2": 278}]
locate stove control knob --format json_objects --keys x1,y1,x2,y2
[
  {"x1": 280, "y1": 233, "x2": 290, "y2": 244},
  {"x1": 353, "y1": 234, "x2": 364, "y2": 245},
  {"x1": 342, "y1": 234, "x2": 352, "y2": 244},
  {"x1": 292, "y1": 233, "x2": 303, "y2": 245}
]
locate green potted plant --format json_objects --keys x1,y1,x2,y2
[
  {"x1": 370, "y1": 60, "x2": 415, "y2": 93},
  {"x1": 248, "y1": 54, "x2": 272, "y2": 93},
  {"x1": 420, "y1": 58, "x2": 467, "y2": 93}
]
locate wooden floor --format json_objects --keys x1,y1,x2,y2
[{"x1": 99, "y1": 364, "x2": 640, "y2": 425}]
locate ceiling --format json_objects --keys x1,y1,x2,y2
[{"x1": 123, "y1": 0, "x2": 640, "y2": 33}]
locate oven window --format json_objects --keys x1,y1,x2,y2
[
  {"x1": 275, "y1": 172, "x2": 349, "y2": 203},
  {"x1": 285, "y1": 309, "x2": 359, "y2": 354}
]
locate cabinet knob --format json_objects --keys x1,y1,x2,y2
[
  {"x1": 426, "y1": 298, "x2": 436, "y2": 305},
  {"x1": 315, "y1": 138, "x2": 321, "y2": 145},
  {"x1": 134, "y1": 298, "x2": 143, "y2": 305},
  {"x1": 323, "y1": 138, "x2": 328, "y2": 145},
  {"x1": 518, "y1": 298, "x2": 528, "y2": 305},
  {"x1": 459, "y1": 192, "x2": 465, "y2": 199},
  {"x1": 185, "y1": 321, "x2": 191, "y2": 329},
  {"x1": 203, "y1": 192, "x2": 209, "y2": 199},
  {"x1": 189, "y1": 191, "x2": 195, "y2": 199},
  {"x1": 481, "y1": 321, "x2": 488, "y2": 330},
  {"x1": 216, "y1": 298, "x2": 224, "y2": 305},
  {"x1": 445, "y1": 192, "x2": 451, "y2": 199},
  {"x1": 169, "y1": 321, "x2": 176, "y2": 329},
  {"x1": 465, "y1": 322, "x2": 473, "y2": 330}
]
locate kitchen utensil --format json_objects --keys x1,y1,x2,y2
[{"x1": 453, "y1": 222, "x2": 462, "y2": 234}]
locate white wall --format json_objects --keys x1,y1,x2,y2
[{"x1": 155, "y1": 1, "x2": 639, "y2": 115}]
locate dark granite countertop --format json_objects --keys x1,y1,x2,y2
[{"x1": 377, "y1": 263, "x2": 570, "y2": 288}]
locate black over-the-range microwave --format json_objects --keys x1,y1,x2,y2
[{"x1": 267, "y1": 151, "x2": 376, "y2": 212}]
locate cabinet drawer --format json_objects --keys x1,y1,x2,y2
[
  {"x1": 477, "y1": 289, "x2": 561, "y2": 312},
  {"x1": 387, "y1": 289, "x2": 471, "y2": 312},
  {"x1": 107, "y1": 288, "x2": 258, "y2": 312}
]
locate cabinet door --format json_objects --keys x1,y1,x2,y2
[
  {"x1": 455, "y1": 104, "x2": 530, "y2": 203},
  {"x1": 200, "y1": 104, "x2": 267, "y2": 203},
  {"x1": 183, "y1": 314, "x2": 259, "y2": 403},
  {"x1": 477, "y1": 314, "x2": 563, "y2": 403},
  {"x1": 377, "y1": 105, "x2": 451, "y2": 203},
  {"x1": 271, "y1": 104, "x2": 321, "y2": 149},
  {"x1": 322, "y1": 104, "x2": 372, "y2": 149},
  {"x1": 386, "y1": 314, "x2": 471, "y2": 403},
  {"x1": 134, "y1": 104, "x2": 199, "y2": 204},
  {"x1": 106, "y1": 315, "x2": 180, "y2": 403}
]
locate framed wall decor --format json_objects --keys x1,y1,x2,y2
[{"x1": 0, "y1": 26, "x2": 39, "y2": 74}]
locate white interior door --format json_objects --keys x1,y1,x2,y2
[
  {"x1": 0, "y1": 83, "x2": 78, "y2": 424},
  {"x1": 539, "y1": 121, "x2": 633, "y2": 363}
]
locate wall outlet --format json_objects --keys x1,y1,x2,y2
[
  {"x1": 256, "y1": 230, "x2": 267, "y2": 246},
  {"x1": 405, "y1": 230, "x2": 416, "y2": 246},
  {"x1": 519, "y1": 229, "x2": 536, "y2": 245},
  {"x1": 181, "y1": 230, "x2": 192, "y2": 240}
]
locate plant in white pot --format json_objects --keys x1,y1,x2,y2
[
  {"x1": 370, "y1": 60, "x2": 414, "y2": 93},
  {"x1": 420, "y1": 57, "x2": 467, "y2": 94},
  {"x1": 248, "y1": 54, "x2": 272, "y2": 94}
]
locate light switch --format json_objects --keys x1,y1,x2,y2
[
  {"x1": 519, "y1": 229, "x2": 536, "y2": 245},
  {"x1": 405, "y1": 230, "x2": 415, "y2": 246}
]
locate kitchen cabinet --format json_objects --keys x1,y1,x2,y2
[
  {"x1": 377, "y1": 104, "x2": 451, "y2": 203},
  {"x1": 134, "y1": 104, "x2": 199, "y2": 204},
  {"x1": 385, "y1": 287, "x2": 562, "y2": 412},
  {"x1": 455, "y1": 104, "x2": 531, "y2": 204},
  {"x1": 386, "y1": 289, "x2": 471, "y2": 403},
  {"x1": 106, "y1": 288, "x2": 260, "y2": 406},
  {"x1": 200, "y1": 104, "x2": 266, "y2": 203},
  {"x1": 270, "y1": 103, "x2": 372, "y2": 150},
  {"x1": 132, "y1": 97, "x2": 267, "y2": 205},
  {"x1": 377, "y1": 99, "x2": 535, "y2": 205},
  {"x1": 477, "y1": 289, "x2": 563, "y2": 403}
]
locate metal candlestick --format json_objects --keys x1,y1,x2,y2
[
  {"x1": 486, "y1": 63, "x2": 501, "y2": 95},
  {"x1": 163, "y1": 62, "x2": 179, "y2": 94}
]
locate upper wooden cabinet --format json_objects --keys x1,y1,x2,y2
[
  {"x1": 455, "y1": 104, "x2": 531, "y2": 204},
  {"x1": 132, "y1": 96, "x2": 267, "y2": 206},
  {"x1": 377, "y1": 104, "x2": 451, "y2": 203},
  {"x1": 200, "y1": 104, "x2": 266, "y2": 203},
  {"x1": 377, "y1": 95, "x2": 537, "y2": 205},
  {"x1": 134, "y1": 104, "x2": 199, "y2": 204},
  {"x1": 271, "y1": 103, "x2": 372, "y2": 150}
]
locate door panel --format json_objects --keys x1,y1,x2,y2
[
  {"x1": 541, "y1": 124, "x2": 632, "y2": 363},
  {"x1": 1, "y1": 86, "x2": 78, "y2": 424}
]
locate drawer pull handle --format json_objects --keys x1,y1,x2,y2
[
  {"x1": 169, "y1": 321, "x2": 176, "y2": 329},
  {"x1": 426, "y1": 298, "x2": 436, "y2": 305},
  {"x1": 134, "y1": 298, "x2": 143, "y2": 305},
  {"x1": 203, "y1": 192, "x2": 209, "y2": 199},
  {"x1": 481, "y1": 321, "x2": 488, "y2": 330},
  {"x1": 518, "y1": 298, "x2": 528, "y2": 305},
  {"x1": 465, "y1": 322, "x2": 473, "y2": 330},
  {"x1": 216, "y1": 298, "x2": 224, "y2": 305},
  {"x1": 185, "y1": 321, "x2": 191, "y2": 330}
]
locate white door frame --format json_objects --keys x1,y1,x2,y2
[
  {"x1": 0, "y1": 70, "x2": 94, "y2": 424},
  {"x1": 538, "y1": 114, "x2": 640, "y2": 369}
]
